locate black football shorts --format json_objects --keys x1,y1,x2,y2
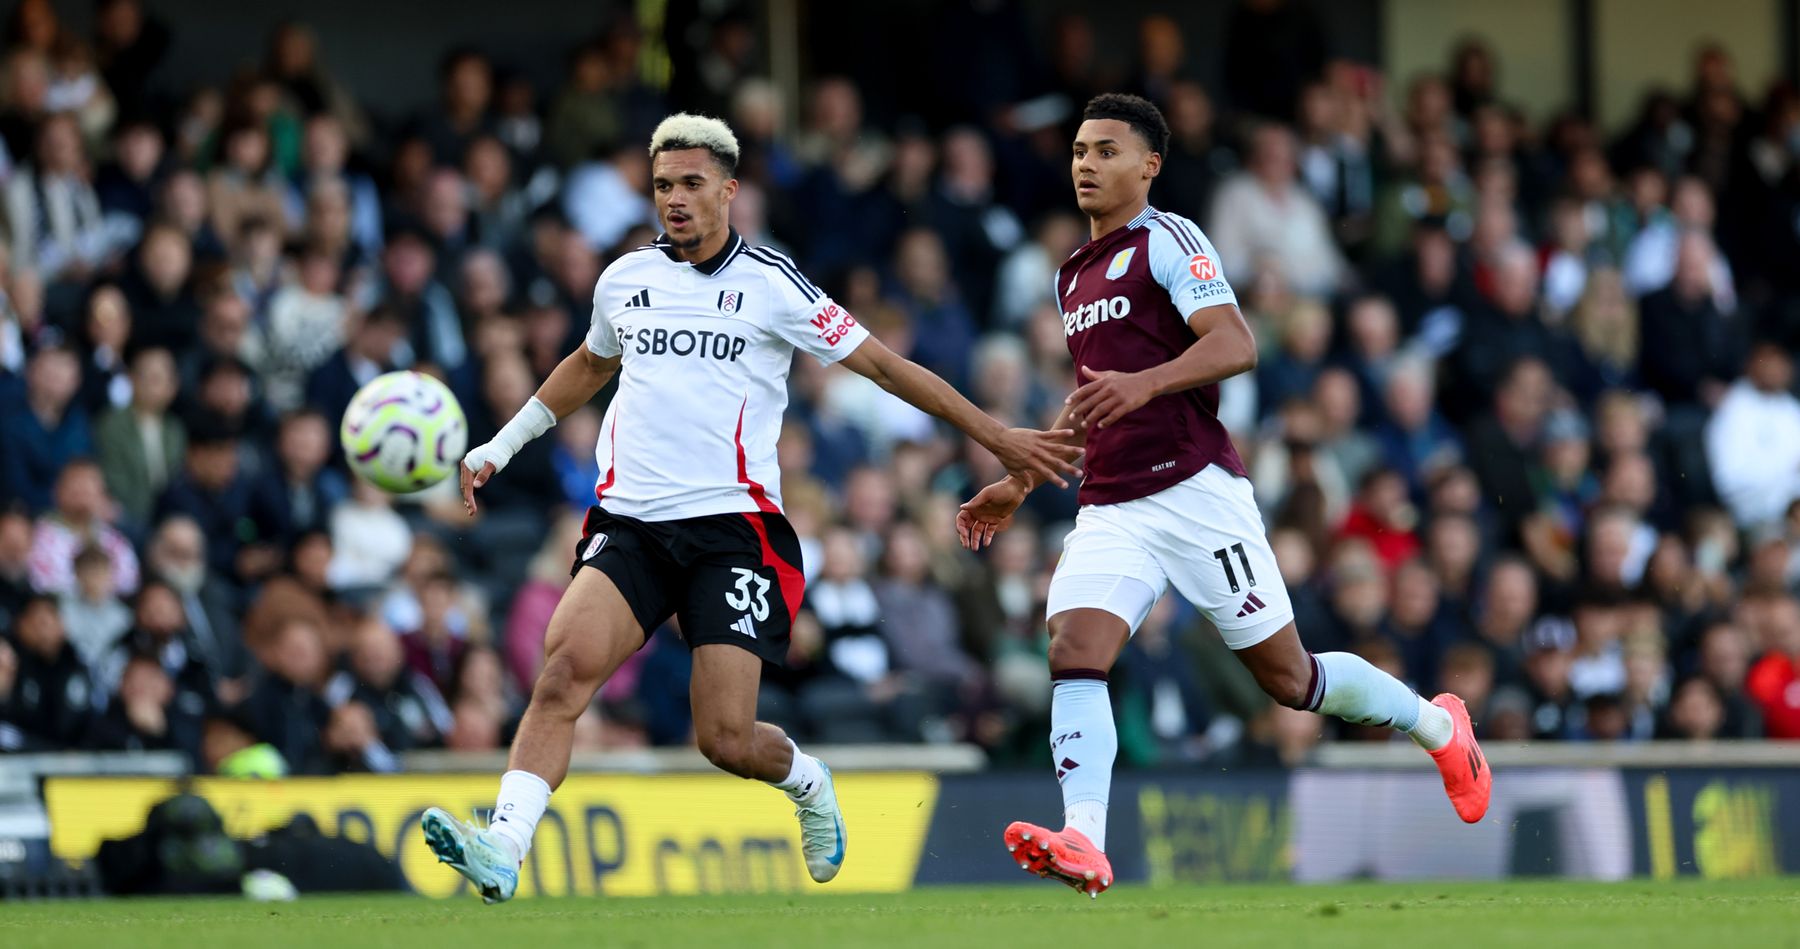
[{"x1": 570, "y1": 506, "x2": 804, "y2": 665}]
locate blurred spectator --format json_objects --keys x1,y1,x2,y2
[
  {"x1": 1255, "y1": 298, "x2": 1330, "y2": 417},
  {"x1": 416, "y1": 49, "x2": 495, "y2": 166},
  {"x1": 95, "y1": 117, "x2": 165, "y2": 240},
  {"x1": 1336, "y1": 469, "x2": 1419, "y2": 571},
  {"x1": 1693, "y1": 618, "x2": 1761, "y2": 738},
  {"x1": 58, "y1": 544, "x2": 131, "y2": 668},
  {"x1": 208, "y1": 120, "x2": 291, "y2": 246},
  {"x1": 1115, "y1": 595, "x2": 1212, "y2": 764},
  {"x1": 326, "y1": 479, "x2": 411, "y2": 590},
  {"x1": 1448, "y1": 243, "x2": 1574, "y2": 420},
  {"x1": 0, "y1": 594, "x2": 93, "y2": 750},
  {"x1": 1568, "y1": 268, "x2": 1639, "y2": 398},
  {"x1": 3, "y1": 344, "x2": 92, "y2": 512},
  {"x1": 1747, "y1": 597, "x2": 1800, "y2": 739},
  {"x1": 324, "y1": 615, "x2": 451, "y2": 753},
  {"x1": 143, "y1": 515, "x2": 246, "y2": 680},
  {"x1": 264, "y1": 22, "x2": 370, "y2": 150},
  {"x1": 502, "y1": 513, "x2": 584, "y2": 695},
  {"x1": 75, "y1": 285, "x2": 132, "y2": 415},
  {"x1": 305, "y1": 305, "x2": 405, "y2": 425},
  {"x1": 376, "y1": 227, "x2": 464, "y2": 370},
  {"x1": 95, "y1": 578, "x2": 216, "y2": 705},
  {"x1": 289, "y1": 113, "x2": 383, "y2": 261},
  {"x1": 562, "y1": 144, "x2": 654, "y2": 254},
  {"x1": 464, "y1": 135, "x2": 530, "y2": 252},
  {"x1": 1208, "y1": 123, "x2": 1346, "y2": 298},
  {"x1": 261, "y1": 409, "x2": 348, "y2": 541},
  {"x1": 253, "y1": 244, "x2": 348, "y2": 412},
  {"x1": 119, "y1": 224, "x2": 201, "y2": 355},
  {"x1": 1374, "y1": 356, "x2": 1461, "y2": 495},
  {"x1": 924, "y1": 127, "x2": 1021, "y2": 322},
  {"x1": 399, "y1": 570, "x2": 466, "y2": 694},
  {"x1": 1464, "y1": 356, "x2": 1553, "y2": 545},
  {"x1": 5, "y1": 114, "x2": 120, "y2": 294},
  {"x1": 84, "y1": 651, "x2": 202, "y2": 762},
  {"x1": 92, "y1": 0, "x2": 169, "y2": 119},
  {"x1": 800, "y1": 527, "x2": 925, "y2": 742},
  {"x1": 1296, "y1": 79, "x2": 1377, "y2": 253},
  {"x1": 873, "y1": 522, "x2": 981, "y2": 693},
  {"x1": 1704, "y1": 340, "x2": 1800, "y2": 531},
  {"x1": 1155, "y1": 81, "x2": 1236, "y2": 223},
  {"x1": 1659, "y1": 676, "x2": 1726, "y2": 740},
  {"x1": 242, "y1": 615, "x2": 331, "y2": 771},
  {"x1": 96, "y1": 347, "x2": 184, "y2": 527},
  {"x1": 1623, "y1": 176, "x2": 1736, "y2": 313},
  {"x1": 155, "y1": 422, "x2": 285, "y2": 585},
  {"x1": 27, "y1": 459, "x2": 137, "y2": 595},
  {"x1": 1636, "y1": 232, "x2": 1744, "y2": 410},
  {"x1": 545, "y1": 40, "x2": 622, "y2": 169},
  {"x1": 991, "y1": 211, "x2": 1083, "y2": 329},
  {"x1": 1313, "y1": 367, "x2": 1380, "y2": 488}
]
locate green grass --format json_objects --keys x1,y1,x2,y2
[{"x1": 4, "y1": 880, "x2": 1798, "y2": 949}]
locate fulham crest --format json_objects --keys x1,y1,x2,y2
[{"x1": 718, "y1": 290, "x2": 744, "y2": 314}]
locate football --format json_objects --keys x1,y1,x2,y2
[{"x1": 339, "y1": 370, "x2": 468, "y2": 493}]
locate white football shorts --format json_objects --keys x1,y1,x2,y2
[{"x1": 1045, "y1": 464, "x2": 1294, "y2": 650}]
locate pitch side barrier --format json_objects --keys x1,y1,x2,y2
[{"x1": 10, "y1": 742, "x2": 1800, "y2": 896}]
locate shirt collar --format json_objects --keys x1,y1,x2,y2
[{"x1": 653, "y1": 227, "x2": 743, "y2": 276}]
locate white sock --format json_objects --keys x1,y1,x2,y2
[
  {"x1": 1307, "y1": 652, "x2": 1453, "y2": 751},
  {"x1": 1050, "y1": 675, "x2": 1115, "y2": 852},
  {"x1": 771, "y1": 739, "x2": 827, "y2": 805},
  {"x1": 487, "y1": 769, "x2": 551, "y2": 862}
]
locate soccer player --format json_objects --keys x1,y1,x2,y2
[
  {"x1": 957, "y1": 95, "x2": 1491, "y2": 897},
  {"x1": 420, "y1": 114, "x2": 1081, "y2": 903}
]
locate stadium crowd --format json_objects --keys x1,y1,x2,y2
[{"x1": 4, "y1": 0, "x2": 1800, "y2": 775}]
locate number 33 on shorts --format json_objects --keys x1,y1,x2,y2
[{"x1": 725, "y1": 567, "x2": 771, "y2": 622}]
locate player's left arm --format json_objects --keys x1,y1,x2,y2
[
  {"x1": 838, "y1": 336, "x2": 1083, "y2": 489},
  {"x1": 1067, "y1": 216, "x2": 1255, "y2": 430}
]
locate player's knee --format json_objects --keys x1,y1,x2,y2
[
  {"x1": 697, "y1": 730, "x2": 755, "y2": 777},
  {"x1": 1261, "y1": 666, "x2": 1312, "y2": 710},
  {"x1": 1046, "y1": 630, "x2": 1104, "y2": 673},
  {"x1": 530, "y1": 653, "x2": 591, "y2": 720}
]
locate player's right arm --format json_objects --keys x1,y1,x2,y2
[{"x1": 460, "y1": 274, "x2": 626, "y2": 515}]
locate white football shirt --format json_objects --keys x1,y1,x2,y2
[{"x1": 584, "y1": 229, "x2": 869, "y2": 521}]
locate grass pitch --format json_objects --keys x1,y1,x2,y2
[{"x1": 3, "y1": 880, "x2": 1796, "y2": 949}]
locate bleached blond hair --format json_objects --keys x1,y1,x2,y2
[{"x1": 648, "y1": 113, "x2": 740, "y2": 174}]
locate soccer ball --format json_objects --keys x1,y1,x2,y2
[{"x1": 340, "y1": 370, "x2": 468, "y2": 493}]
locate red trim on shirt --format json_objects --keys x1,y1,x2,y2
[
  {"x1": 593, "y1": 413, "x2": 619, "y2": 503},
  {"x1": 732, "y1": 398, "x2": 779, "y2": 514}
]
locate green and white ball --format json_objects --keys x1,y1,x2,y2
[{"x1": 340, "y1": 370, "x2": 468, "y2": 493}]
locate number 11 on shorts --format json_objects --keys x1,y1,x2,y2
[{"x1": 1211, "y1": 542, "x2": 1256, "y2": 593}]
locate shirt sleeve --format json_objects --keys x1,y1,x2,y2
[
  {"x1": 1147, "y1": 213, "x2": 1239, "y2": 319},
  {"x1": 761, "y1": 252, "x2": 871, "y2": 365},
  {"x1": 584, "y1": 271, "x2": 622, "y2": 358}
]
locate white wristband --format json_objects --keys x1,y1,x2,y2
[{"x1": 463, "y1": 396, "x2": 557, "y2": 475}]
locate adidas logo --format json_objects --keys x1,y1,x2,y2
[
  {"x1": 1055, "y1": 756, "x2": 1079, "y2": 781},
  {"x1": 731, "y1": 614, "x2": 758, "y2": 639},
  {"x1": 624, "y1": 289, "x2": 653, "y2": 308},
  {"x1": 1235, "y1": 592, "x2": 1268, "y2": 618}
]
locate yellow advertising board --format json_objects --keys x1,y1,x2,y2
[{"x1": 44, "y1": 772, "x2": 938, "y2": 898}]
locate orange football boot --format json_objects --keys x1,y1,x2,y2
[
  {"x1": 1427, "y1": 693, "x2": 1492, "y2": 823},
  {"x1": 1003, "y1": 821, "x2": 1112, "y2": 898}
]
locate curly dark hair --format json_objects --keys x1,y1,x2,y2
[{"x1": 1081, "y1": 93, "x2": 1170, "y2": 157}]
